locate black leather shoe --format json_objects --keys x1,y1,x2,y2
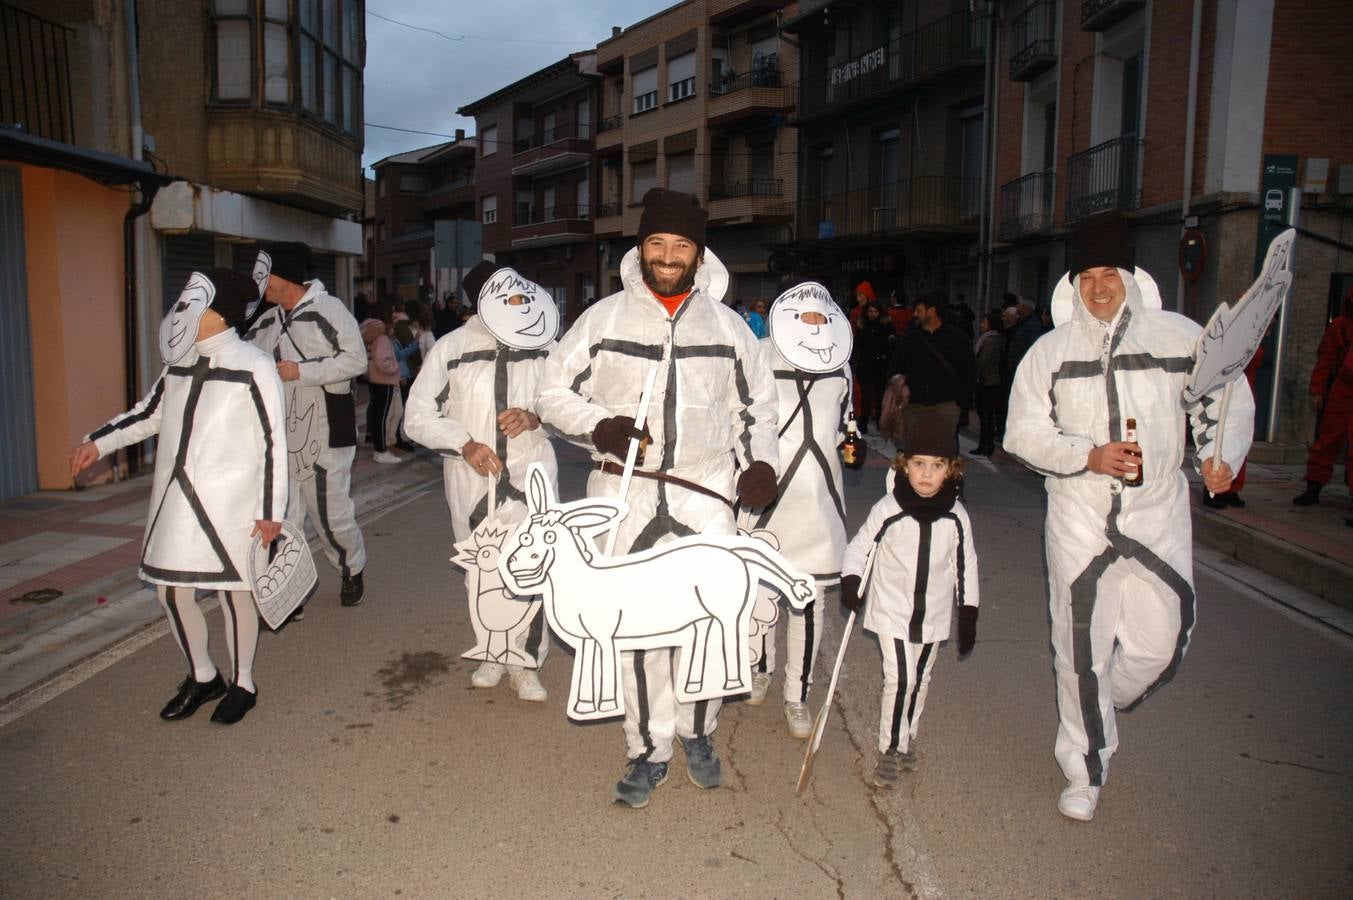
[
  {"x1": 160, "y1": 672, "x2": 227, "y2": 720},
  {"x1": 210, "y1": 685, "x2": 258, "y2": 725},
  {"x1": 340, "y1": 571, "x2": 364, "y2": 607},
  {"x1": 1202, "y1": 492, "x2": 1228, "y2": 510}
]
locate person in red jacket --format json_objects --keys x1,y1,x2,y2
[{"x1": 1294, "y1": 288, "x2": 1353, "y2": 509}]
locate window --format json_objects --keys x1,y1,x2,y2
[
  {"x1": 575, "y1": 98, "x2": 590, "y2": 139},
  {"x1": 749, "y1": 136, "x2": 775, "y2": 184},
  {"x1": 632, "y1": 159, "x2": 657, "y2": 199},
  {"x1": 576, "y1": 177, "x2": 590, "y2": 219},
  {"x1": 542, "y1": 111, "x2": 556, "y2": 144},
  {"x1": 633, "y1": 67, "x2": 658, "y2": 114},
  {"x1": 214, "y1": 1, "x2": 251, "y2": 101},
  {"x1": 481, "y1": 124, "x2": 497, "y2": 157},
  {"x1": 667, "y1": 152, "x2": 695, "y2": 194},
  {"x1": 482, "y1": 194, "x2": 497, "y2": 224},
  {"x1": 543, "y1": 186, "x2": 557, "y2": 221},
  {"x1": 399, "y1": 171, "x2": 429, "y2": 193},
  {"x1": 667, "y1": 52, "x2": 695, "y2": 102},
  {"x1": 516, "y1": 188, "x2": 533, "y2": 223}
]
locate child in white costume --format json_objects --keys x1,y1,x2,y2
[
  {"x1": 739, "y1": 282, "x2": 854, "y2": 740},
  {"x1": 840, "y1": 410, "x2": 979, "y2": 787},
  {"x1": 72, "y1": 269, "x2": 288, "y2": 725},
  {"x1": 403, "y1": 263, "x2": 558, "y2": 701}
]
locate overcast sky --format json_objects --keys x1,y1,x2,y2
[{"x1": 362, "y1": 1, "x2": 675, "y2": 175}]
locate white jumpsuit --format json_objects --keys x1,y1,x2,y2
[
  {"x1": 404, "y1": 314, "x2": 557, "y2": 666},
  {"x1": 740, "y1": 345, "x2": 851, "y2": 703},
  {"x1": 536, "y1": 248, "x2": 778, "y2": 763},
  {"x1": 1004, "y1": 269, "x2": 1254, "y2": 788},
  {"x1": 246, "y1": 281, "x2": 368, "y2": 579}
]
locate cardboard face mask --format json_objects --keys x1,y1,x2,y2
[
  {"x1": 477, "y1": 267, "x2": 559, "y2": 350},
  {"x1": 251, "y1": 249, "x2": 272, "y2": 301},
  {"x1": 159, "y1": 271, "x2": 215, "y2": 365},
  {"x1": 768, "y1": 282, "x2": 852, "y2": 373}
]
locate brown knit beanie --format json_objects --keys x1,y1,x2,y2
[
  {"x1": 637, "y1": 188, "x2": 707, "y2": 254},
  {"x1": 903, "y1": 410, "x2": 957, "y2": 458},
  {"x1": 1070, "y1": 211, "x2": 1133, "y2": 274}
]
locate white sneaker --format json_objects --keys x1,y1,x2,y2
[
  {"x1": 373, "y1": 450, "x2": 402, "y2": 464},
  {"x1": 471, "y1": 661, "x2": 505, "y2": 688},
  {"x1": 508, "y1": 667, "x2": 547, "y2": 702},
  {"x1": 746, "y1": 672, "x2": 771, "y2": 706},
  {"x1": 1057, "y1": 784, "x2": 1100, "y2": 821},
  {"x1": 784, "y1": 701, "x2": 813, "y2": 739}
]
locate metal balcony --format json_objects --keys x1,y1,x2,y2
[
  {"x1": 1010, "y1": 0, "x2": 1057, "y2": 82},
  {"x1": 781, "y1": 177, "x2": 982, "y2": 242},
  {"x1": 0, "y1": 3, "x2": 76, "y2": 144},
  {"x1": 1064, "y1": 137, "x2": 1142, "y2": 224},
  {"x1": 510, "y1": 202, "x2": 592, "y2": 248},
  {"x1": 998, "y1": 170, "x2": 1055, "y2": 241},
  {"x1": 597, "y1": 114, "x2": 624, "y2": 133},
  {"x1": 1081, "y1": 0, "x2": 1145, "y2": 32},
  {"x1": 709, "y1": 178, "x2": 783, "y2": 199},
  {"x1": 710, "y1": 66, "x2": 782, "y2": 97}
]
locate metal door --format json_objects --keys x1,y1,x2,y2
[{"x1": 0, "y1": 167, "x2": 39, "y2": 500}]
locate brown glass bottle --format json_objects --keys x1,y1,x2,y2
[
  {"x1": 1123, "y1": 417, "x2": 1143, "y2": 487},
  {"x1": 839, "y1": 418, "x2": 865, "y2": 470}
]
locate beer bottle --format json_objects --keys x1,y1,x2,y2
[
  {"x1": 1123, "y1": 417, "x2": 1143, "y2": 487},
  {"x1": 839, "y1": 418, "x2": 865, "y2": 470}
]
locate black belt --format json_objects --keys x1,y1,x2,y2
[{"x1": 595, "y1": 460, "x2": 734, "y2": 509}]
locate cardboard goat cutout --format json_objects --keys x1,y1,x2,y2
[
  {"x1": 452, "y1": 520, "x2": 544, "y2": 667},
  {"x1": 499, "y1": 463, "x2": 815, "y2": 721},
  {"x1": 1184, "y1": 228, "x2": 1295, "y2": 404}
]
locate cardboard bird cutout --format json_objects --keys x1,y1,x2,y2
[{"x1": 451, "y1": 520, "x2": 545, "y2": 667}]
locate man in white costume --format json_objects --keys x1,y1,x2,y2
[
  {"x1": 404, "y1": 262, "x2": 558, "y2": 702},
  {"x1": 536, "y1": 188, "x2": 779, "y2": 809},
  {"x1": 72, "y1": 269, "x2": 287, "y2": 724},
  {"x1": 1004, "y1": 211, "x2": 1253, "y2": 822},
  {"x1": 245, "y1": 243, "x2": 369, "y2": 607},
  {"x1": 741, "y1": 281, "x2": 853, "y2": 740}
]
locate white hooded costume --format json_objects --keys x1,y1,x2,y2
[
  {"x1": 535, "y1": 246, "x2": 778, "y2": 763},
  {"x1": 740, "y1": 282, "x2": 853, "y2": 705},
  {"x1": 1004, "y1": 266, "x2": 1254, "y2": 788},
  {"x1": 404, "y1": 268, "x2": 558, "y2": 668}
]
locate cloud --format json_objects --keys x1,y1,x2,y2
[{"x1": 362, "y1": 1, "x2": 673, "y2": 174}]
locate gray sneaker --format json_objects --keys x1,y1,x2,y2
[
  {"x1": 612, "y1": 760, "x2": 668, "y2": 809},
  {"x1": 870, "y1": 750, "x2": 906, "y2": 788},
  {"x1": 680, "y1": 735, "x2": 723, "y2": 789}
]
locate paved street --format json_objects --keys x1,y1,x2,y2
[{"x1": 1, "y1": 441, "x2": 1350, "y2": 898}]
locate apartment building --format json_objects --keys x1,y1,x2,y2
[
  {"x1": 369, "y1": 133, "x2": 477, "y2": 304},
  {"x1": 991, "y1": 0, "x2": 1353, "y2": 444},
  {"x1": 778, "y1": 0, "x2": 990, "y2": 307},
  {"x1": 458, "y1": 53, "x2": 600, "y2": 321},
  {"x1": 0, "y1": 0, "x2": 365, "y2": 496},
  {"x1": 593, "y1": 0, "x2": 800, "y2": 303}
]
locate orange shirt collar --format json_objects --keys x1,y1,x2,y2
[{"x1": 649, "y1": 288, "x2": 692, "y2": 318}]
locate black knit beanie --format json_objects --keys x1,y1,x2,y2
[
  {"x1": 206, "y1": 267, "x2": 255, "y2": 328},
  {"x1": 261, "y1": 241, "x2": 313, "y2": 284},
  {"x1": 903, "y1": 410, "x2": 957, "y2": 458},
  {"x1": 462, "y1": 260, "x2": 498, "y2": 305},
  {"x1": 1070, "y1": 211, "x2": 1133, "y2": 274},
  {"x1": 637, "y1": 188, "x2": 707, "y2": 254}
]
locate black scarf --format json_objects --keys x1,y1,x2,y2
[{"x1": 892, "y1": 475, "x2": 958, "y2": 522}]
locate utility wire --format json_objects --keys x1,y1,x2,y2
[{"x1": 367, "y1": 9, "x2": 595, "y2": 46}]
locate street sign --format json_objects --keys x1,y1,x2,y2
[{"x1": 1253, "y1": 154, "x2": 1298, "y2": 276}]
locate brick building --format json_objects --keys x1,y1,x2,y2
[
  {"x1": 592, "y1": 0, "x2": 800, "y2": 304},
  {"x1": 991, "y1": 0, "x2": 1353, "y2": 444},
  {"x1": 458, "y1": 53, "x2": 600, "y2": 322}
]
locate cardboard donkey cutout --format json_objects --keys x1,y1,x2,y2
[{"x1": 499, "y1": 463, "x2": 815, "y2": 721}]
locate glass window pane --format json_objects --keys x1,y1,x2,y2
[
  {"x1": 264, "y1": 22, "x2": 289, "y2": 103},
  {"x1": 265, "y1": 0, "x2": 289, "y2": 20},
  {"x1": 301, "y1": 36, "x2": 317, "y2": 111},
  {"x1": 323, "y1": 51, "x2": 338, "y2": 123},
  {"x1": 323, "y1": 0, "x2": 338, "y2": 47},
  {"x1": 343, "y1": 0, "x2": 359, "y2": 61},
  {"x1": 342, "y1": 65, "x2": 356, "y2": 133},
  {"x1": 300, "y1": 0, "x2": 315, "y2": 31},
  {"x1": 216, "y1": 20, "x2": 251, "y2": 100},
  {"x1": 216, "y1": 0, "x2": 249, "y2": 14}
]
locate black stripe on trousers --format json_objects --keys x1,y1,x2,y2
[
  {"x1": 795, "y1": 599, "x2": 816, "y2": 702},
  {"x1": 313, "y1": 463, "x2": 351, "y2": 578},
  {"x1": 888, "y1": 637, "x2": 909, "y2": 752},
  {"x1": 221, "y1": 591, "x2": 242, "y2": 685},
  {"x1": 632, "y1": 649, "x2": 656, "y2": 761},
  {"x1": 906, "y1": 643, "x2": 934, "y2": 723},
  {"x1": 1069, "y1": 547, "x2": 1116, "y2": 787},
  {"x1": 163, "y1": 586, "x2": 198, "y2": 679}
]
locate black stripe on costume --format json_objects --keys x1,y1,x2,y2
[
  {"x1": 591, "y1": 338, "x2": 665, "y2": 361},
  {"x1": 447, "y1": 349, "x2": 497, "y2": 371},
  {"x1": 731, "y1": 355, "x2": 756, "y2": 466},
  {"x1": 248, "y1": 381, "x2": 276, "y2": 521},
  {"x1": 313, "y1": 463, "x2": 351, "y2": 578},
  {"x1": 906, "y1": 642, "x2": 934, "y2": 724},
  {"x1": 888, "y1": 637, "x2": 909, "y2": 752},
  {"x1": 162, "y1": 586, "x2": 197, "y2": 678},
  {"x1": 943, "y1": 512, "x2": 967, "y2": 608},
  {"x1": 286, "y1": 309, "x2": 343, "y2": 357},
  {"x1": 89, "y1": 376, "x2": 165, "y2": 441},
  {"x1": 908, "y1": 521, "x2": 933, "y2": 643},
  {"x1": 693, "y1": 699, "x2": 710, "y2": 736},
  {"x1": 523, "y1": 601, "x2": 546, "y2": 663},
  {"x1": 1069, "y1": 546, "x2": 1115, "y2": 787},
  {"x1": 796, "y1": 599, "x2": 816, "y2": 702},
  {"x1": 632, "y1": 649, "x2": 656, "y2": 761},
  {"x1": 673, "y1": 343, "x2": 736, "y2": 360},
  {"x1": 1112, "y1": 353, "x2": 1193, "y2": 374}
]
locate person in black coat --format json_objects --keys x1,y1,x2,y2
[
  {"x1": 852, "y1": 301, "x2": 896, "y2": 433},
  {"x1": 886, "y1": 290, "x2": 975, "y2": 439}
]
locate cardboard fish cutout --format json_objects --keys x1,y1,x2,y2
[
  {"x1": 768, "y1": 281, "x2": 853, "y2": 373},
  {"x1": 499, "y1": 464, "x2": 815, "y2": 721},
  {"x1": 477, "y1": 267, "x2": 559, "y2": 351},
  {"x1": 160, "y1": 271, "x2": 215, "y2": 365},
  {"x1": 1184, "y1": 228, "x2": 1295, "y2": 404},
  {"x1": 452, "y1": 520, "x2": 544, "y2": 667}
]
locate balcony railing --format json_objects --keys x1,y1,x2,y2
[
  {"x1": 595, "y1": 200, "x2": 621, "y2": 218},
  {"x1": 796, "y1": 11, "x2": 986, "y2": 121},
  {"x1": 1010, "y1": 0, "x2": 1057, "y2": 82},
  {"x1": 0, "y1": 2, "x2": 76, "y2": 144},
  {"x1": 710, "y1": 66, "x2": 782, "y2": 96},
  {"x1": 780, "y1": 178, "x2": 981, "y2": 241},
  {"x1": 710, "y1": 178, "x2": 783, "y2": 199},
  {"x1": 514, "y1": 203, "x2": 590, "y2": 226},
  {"x1": 514, "y1": 123, "x2": 591, "y2": 154},
  {"x1": 1065, "y1": 136, "x2": 1142, "y2": 223},
  {"x1": 998, "y1": 170, "x2": 1055, "y2": 241},
  {"x1": 598, "y1": 114, "x2": 624, "y2": 133},
  {"x1": 1080, "y1": 0, "x2": 1145, "y2": 31}
]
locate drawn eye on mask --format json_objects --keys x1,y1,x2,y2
[
  {"x1": 251, "y1": 250, "x2": 272, "y2": 301},
  {"x1": 159, "y1": 272, "x2": 215, "y2": 365},
  {"x1": 768, "y1": 281, "x2": 852, "y2": 373},
  {"x1": 477, "y1": 266, "x2": 559, "y2": 350}
]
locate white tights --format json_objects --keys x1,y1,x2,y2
[{"x1": 157, "y1": 585, "x2": 259, "y2": 692}]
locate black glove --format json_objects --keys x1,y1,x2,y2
[
  {"x1": 592, "y1": 416, "x2": 650, "y2": 459},
  {"x1": 736, "y1": 460, "x2": 778, "y2": 509},
  {"x1": 957, "y1": 605, "x2": 979, "y2": 658},
  {"x1": 840, "y1": 574, "x2": 864, "y2": 613}
]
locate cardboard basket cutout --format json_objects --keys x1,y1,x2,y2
[
  {"x1": 499, "y1": 463, "x2": 815, "y2": 721},
  {"x1": 248, "y1": 521, "x2": 317, "y2": 629},
  {"x1": 452, "y1": 520, "x2": 545, "y2": 667}
]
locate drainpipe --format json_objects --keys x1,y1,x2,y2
[
  {"x1": 123, "y1": 0, "x2": 145, "y2": 474},
  {"x1": 978, "y1": 2, "x2": 999, "y2": 309},
  {"x1": 1176, "y1": 0, "x2": 1203, "y2": 318}
]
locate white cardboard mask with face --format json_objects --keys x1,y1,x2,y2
[
  {"x1": 251, "y1": 249, "x2": 272, "y2": 301},
  {"x1": 477, "y1": 267, "x2": 559, "y2": 350},
  {"x1": 768, "y1": 282, "x2": 852, "y2": 373},
  {"x1": 159, "y1": 271, "x2": 215, "y2": 365}
]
